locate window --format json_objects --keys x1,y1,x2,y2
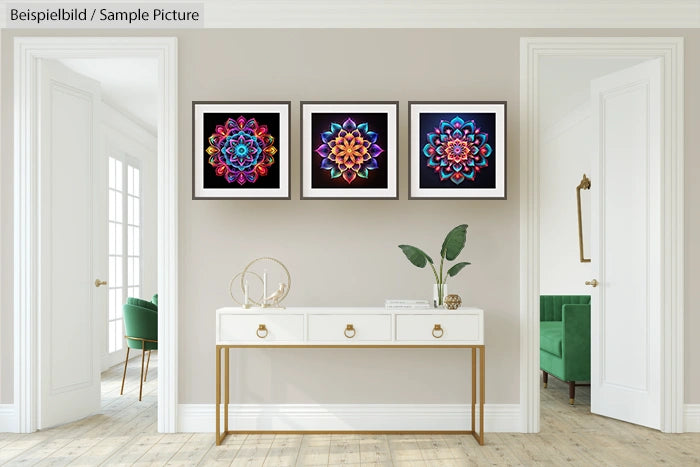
[{"x1": 108, "y1": 156, "x2": 142, "y2": 354}]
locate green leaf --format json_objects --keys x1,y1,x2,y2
[
  {"x1": 447, "y1": 261, "x2": 471, "y2": 277},
  {"x1": 440, "y1": 224, "x2": 468, "y2": 261},
  {"x1": 398, "y1": 245, "x2": 434, "y2": 268}
]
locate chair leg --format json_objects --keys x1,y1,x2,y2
[
  {"x1": 144, "y1": 350, "x2": 151, "y2": 382},
  {"x1": 139, "y1": 342, "x2": 146, "y2": 401},
  {"x1": 569, "y1": 381, "x2": 575, "y2": 405},
  {"x1": 542, "y1": 370, "x2": 548, "y2": 388},
  {"x1": 120, "y1": 347, "x2": 130, "y2": 395}
]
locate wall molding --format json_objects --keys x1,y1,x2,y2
[
  {"x1": 685, "y1": 405, "x2": 700, "y2": 432},
  {"x1": 519, "y1": 37, "x2": 685, "y2": 433},
  {"x1": 0, "y1": 405, "x2": 17, "y2": 432},
  {"x1": 13, "y1": 37, "x2": 178, "y2": 433},
  {"x1": 204, "y1": 1, "x2": 700, "y2": 28},
  {"x1": 178, "y1": 404, "x2": 521, "y2": 433}
]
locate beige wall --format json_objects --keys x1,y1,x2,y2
[{"x1": 1, "y1": 29, "x2": 699, "y2": 408}]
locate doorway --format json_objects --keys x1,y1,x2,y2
[
  {"x1": 519, "y1": 37, "x2": 685, "y2": 433},
  {"x1": 538, "y1": 56, "x2": 659, "y2": 428},
  {"x1": 12, "y1": 37, "x2": 178, "y2": 433},
  {"x1": 54, "y1": 56, "x2": 159, "y2": 415}
]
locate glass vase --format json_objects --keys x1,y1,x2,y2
[{"x1": 433, "y1": 283, "x2": 448, "y2": 308}]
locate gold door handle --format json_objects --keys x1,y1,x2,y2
[
  {"x1": 432, "y1": 324, "x2": 444, "y2": 339},
  {"x1": 94, "y1": 279, "x2": 107, "y2": 287},
  {"x1": 344, "y1": 324, "x2": 356, "y2": 339},
  {"x1": 256, "y1": 324, "x2": 268, "y2": 339},
  {"x1": 577, "y1": 174, "x2": 592, "y2": 263},
  {"x1": 585, "y1": 279, "x2": 599, "y2": 287}
]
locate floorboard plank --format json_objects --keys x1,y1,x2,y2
[{"x1": 2, "y1": 359, "x2": 699, "y2": 466}]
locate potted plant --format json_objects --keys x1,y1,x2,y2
[{"x1": 398, "y1": 224, "x2": 471, "y2": 307}]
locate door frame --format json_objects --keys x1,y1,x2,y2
[
  {"x1": 13, "y1": 37, "x2": 179, "y2": 433},
  {"x1": 519, "y1": 37, "x2": 684, "y2": 433}
]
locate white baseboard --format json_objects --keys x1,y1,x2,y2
[
  {"x1": 178, "y1": 403, "x2": 521, "y2": 433},
  {"x1": 685, "y1": 404, "x2": 700, "y2": 432},
  {"x1": 0, "y1": 404, "x2": 18, "y2": 432}
]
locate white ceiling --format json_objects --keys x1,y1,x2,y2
[{"x1": 58, "y1": 58, "x2": 158, "y2": 132}]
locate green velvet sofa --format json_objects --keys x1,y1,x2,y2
[{"x1": 540, "y1": 295, "x2": 591, "y2": 404}]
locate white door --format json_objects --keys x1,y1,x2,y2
[
  {"x1": 589, "y1": 59, "x2": 662, "y2": 429},
  {"x1": 38, "y1": 60, "x2": 106, "y2": 428}
]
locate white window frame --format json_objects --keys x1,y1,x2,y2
[{"x1": 107, "y1": 153, "x2": 143, "y2": 356}]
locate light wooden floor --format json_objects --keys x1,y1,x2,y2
[{"x1": 1, "y1": 357, "x2": 699, "y2": 466}]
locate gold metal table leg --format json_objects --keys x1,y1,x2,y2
[
  {"x1": 213, "y1": 344, "x2": 485, "y2": 445},
  {"x1": 225, "y1": 347, "x2": 230, "y2": 434},
  {"x1": 479, "y1": 346, "x2": 485, "y2": 445},
  {"x1": 216, "y1": 345, "x2": 221, "y2": 445},
  {"x1": 471, "y1": 347, "x2": 476, "y2": 434}
]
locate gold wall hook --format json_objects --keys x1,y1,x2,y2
[
  {"x1": 94, "y1": 279, "x2": 107, "y2": 287},
  {"x1": 576, "y1": 174, "x2": 592, "y2": 263},
  {"x1": 585, "y1": 279, "x2": 599, "y2": 287}
]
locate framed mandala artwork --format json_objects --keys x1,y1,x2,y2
[
  {"x1": 409, "y1": 102, "x2": 506, "y2": 199},
  {"x1": 301, "y1": 101, "x2": 398, "y2": 199},
  {"x1": 192, "y1": 102, "x2": 290, "y2": 199}
]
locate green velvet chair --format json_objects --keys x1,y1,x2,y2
[
  {"x1": 127, "y1": 296, "x2": 157, "y2": 312},
  {"x1": 540, "y1": 295, "x2": 591, "y2": 404},
  {"x1": 121, "y1": 301, "x2": 158, "y2": 401}
]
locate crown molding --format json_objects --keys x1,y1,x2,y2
[
  {"x1": 204, "y1": 0, "x2": 700, "y2": 28},
  {"x1": 1, "y1": 0, "x2": 699, "y2": 29}
]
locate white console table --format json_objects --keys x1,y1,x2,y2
[{"x1": 215, "y1": 307, "x2": 485, "y2": 445}]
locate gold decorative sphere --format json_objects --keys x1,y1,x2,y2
[{"x1": 444, "y1": 294, "x2": 462, "y2": 310}]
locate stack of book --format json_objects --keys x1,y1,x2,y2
[{"x1": 385, "y1": 299, "x2": 431, "y2": 309}]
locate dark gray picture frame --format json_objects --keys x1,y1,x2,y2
[{"x1": 192, "y1": 101, "x2": 291, "y2": 200}]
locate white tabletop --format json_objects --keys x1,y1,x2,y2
[{"x1": 216, "y1": 306, "x2": 483, "y2": 315}]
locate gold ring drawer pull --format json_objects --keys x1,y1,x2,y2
[
  {"x1": 344, "y1": 324, "x2": 356, "y2": 339},
  {"x1": 256, "y1": 324, "x2": 268, "y2": 339},
  {"x1": 432, "y1": 324, "x2": 444, "y2": 339}
]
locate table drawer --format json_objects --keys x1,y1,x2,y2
[
  {"x1": 396, "y1": 314, "x2": 482, "y2": 343},
  {"x1": 218, "y1": 314, "x2": 303, "y2": 343},
  {"x1": 308, "y1": 314, "x2": 391, "y2": 342}
]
